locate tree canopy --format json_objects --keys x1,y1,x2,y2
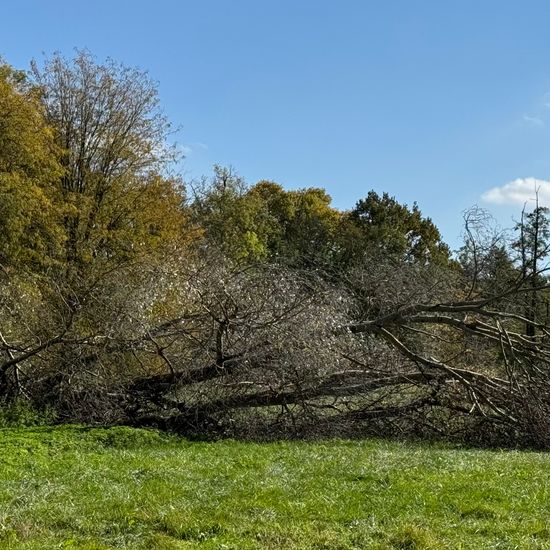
[
  {"x1": 29, "y1": 51, "x2": 189, "y2": 279},
  {"x1": 0, "y1": 63, "x2": 64, "y2": 270},
  {"x1": 343, "y1": 191, "x2": 451, "y2": 266}
]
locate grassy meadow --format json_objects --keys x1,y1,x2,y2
[{"x1": 0, "y1": 426, "x2": 549, "y2": 549}]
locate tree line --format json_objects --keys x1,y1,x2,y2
[{"x1": 2, "y1": 51, "x2": 550, "y2": 447}]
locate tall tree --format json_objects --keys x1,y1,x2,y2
[
  {"x1": 343, "y1": 191, "x2": 451, "y2": 266},
  {"x1": 513, "y1": 204, "x2": 550, "y2": 336},
  {"x1": 0, "y1": 63, "x2": 64, "y2": 271},
  {"x1": 191, "y1": 173, "x2": 342, "y2": 266},
  {"x1": 190, "y1": 165, "x2": 265, "y2": 261},
  {"x1": 247, "y1": 181, "x2": 340, "y2": 266},
  {"x1": 30, "y1": 51, "x2": 187, "y2": 279}
]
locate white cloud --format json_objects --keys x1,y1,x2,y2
[
  {"x1": 523, "y1": 114, "x2": 545, "y2": 127},
  {"x1": 481, "y1": 177, "x2": 550, "y2": 206},
  {"x1": 179, "y1": 142, "x2": 209, "y2": 157}
]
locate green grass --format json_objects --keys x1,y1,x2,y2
[{"x1": 1, "y1": 427, "x2": 550, "y2": 548}]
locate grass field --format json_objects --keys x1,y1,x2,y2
[{"x1": 0, "y1": 427, "x2": 550, "y2": 549}]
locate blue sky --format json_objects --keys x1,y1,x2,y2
[{"x1": 4, "y1": 0, "x2": 550, "y2": 249}]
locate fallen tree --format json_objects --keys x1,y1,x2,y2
[{"x1": 3, "y1": 243, "x2": 550, "y2": 447}]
